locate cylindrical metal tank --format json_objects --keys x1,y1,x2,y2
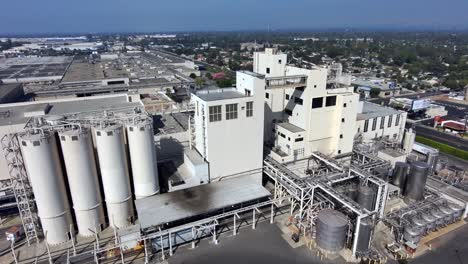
[
  {"x1": 403, "y1": 161, "x2": 430, "y2": 202},
  {"x1": 403, "y1": 226, "x2": 423, "y2": 244},
  {"x1": 347, "y1": 184, "x2": 358, "y2": 201},
  {"x1": 316, "y1": 209, "x2": 348, "y2": 252},
  {"x1": 356, "y1": 218, "x2": 373, "y2": 253},
  {"x1": 430, "y1": 207, "x2": 445, "y2": 228},
  {"x1": 411, "y1": 215, "x2": 427, "y2": 233},
  {"x1": 59, "y1": 128, "x2": 105, "y2": 237},
  {"x1": 421, "y1": 211, "x2": 436, "y2": 232},
  {"x1": 448, "y1": 203, "x2": 464, "y2": 221},
  {"x1": 426, "y1": 151, "x2": 439, "y2": 173},
  {"x1": 20, "y1": 132, "x2": 73, "y2": 245},
  {"x1": 126, "y1": 119, "x2": 159, "y2": 199},
  {"x1": 357, "y1": 185, "x2": 376, "y2": 211},
  {"x1": 438, "y1": 205, "x2": 454, "y2": 223},
  {"x1": 392, "y1": 162, "x2": 409, "y2": 189},
  {"x1": 94, "y1": 125, "x2": 134, "y2": 228}
]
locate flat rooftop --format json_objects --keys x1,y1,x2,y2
[
  {"x1": 135, "y1": 177, "x2": 271, "y2": 229},
  {"x1": 0, "y1": 56, "x2": 72, "y2": 81},
  {"x1": 357, "y1": 101, "x2": 402, "y2": 121},
  {"x1": 196, "y1": 88, "x2": 247, "y2": 102},
  {"x1": 0, "y1": 94, "x2": 142, "y2": 126},
  {"x1": 276, "y1": 122, "x2": 305, "y2": 133}
]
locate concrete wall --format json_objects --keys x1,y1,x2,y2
[{"x1": 356, "y1": 112, "x2": 407, "y2": 143}]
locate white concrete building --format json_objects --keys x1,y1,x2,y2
[
  {"x1": 191, "y1": 71, "x2": 265, "y2": 182},
  {"x1": 356, "y1": 101, "x2": 407, "y2": 144},
  {"x1": 254, "y1": 48, "x2": 359, "y2": 162}
]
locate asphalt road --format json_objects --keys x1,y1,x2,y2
[
  {"x1": 410, "y1": 124, "x2": 468, "y2": 152},
  {"x1": 433, "y1": 100, "x2": 468, "y2": 120}
]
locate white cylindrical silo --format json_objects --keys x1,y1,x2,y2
[
  {"x1": 59, "y1": 128, "x2": 105, "y2": 237},
  {"x1": 126, "y1": 119, "x2": 160, "y2": 199},
  {"x1": 20, "y1": 132, "x2": 73, "y2": 245},
  {"x1": 94, "y1": 125, "x2": 134, "y2": 228}
]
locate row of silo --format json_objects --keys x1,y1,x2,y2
[
  {"x1": 402, "y1": 201, "x2": 465, "y2": 245},
  {"x1": 19, "y1": 119, "x2": 160, "y2": 245}
]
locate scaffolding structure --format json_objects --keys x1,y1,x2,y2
[{"x1": 1, "y1": 134, "x2": 39, "y2": 245}]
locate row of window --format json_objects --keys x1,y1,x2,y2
[
  {"x1": 277, "y1": 131, "x2": 304, "y2": 142},
  {"x1": 312, "y1": 96, "x2": 336, "y2": 109},
  {"x1": 363, "y1": 114, "x2": 401, "y2": 133},
  {"x1": 266, "y1": 93, "x2": 337, "y2": 110},
  {"x1": 208, "y1": 102, "x2": 253, "y2": 122}
]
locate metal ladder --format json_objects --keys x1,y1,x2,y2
[
  {"x1": 201, "y1": 108, "x2": 207, "y2": 158},
  {"x1": 1, "y1": 134, "x2": 39, "y2": 245}
]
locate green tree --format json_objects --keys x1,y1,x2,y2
[
  {"x1": 189, "y1": 73, "x2": 197, "y2": 79},
  {"x1": 195, "y1": 77, "x2": 205, "y2": 88},
  {"x1": 370, "y1": 88, "x2": 381, "y2": 98}
]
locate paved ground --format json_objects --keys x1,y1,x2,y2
[
  {"x1": 411, "y1": 223, "x2": 468, "y2": 264},
  {"x1": 165, "y1": 222, "x2": 342, "y2": 264}
]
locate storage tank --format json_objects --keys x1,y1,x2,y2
[
  {"x1": 392, "y1": 162, "x2": 409, "y2": 189},
  {"x1": 403, "y1": 161, "x2": 430, "y2": 202},
  {"x1": 356, "y1": 218, "x2": 373, "y2": 253},
  {"x1": 448, "y1": 203, "x2": 464, "y2": 221},
  {"x1": 426, "y1": 151, "x2": 439, "y2": 173},
  {"x1": 357, "y1": 185, "x2": 376, "y2": 211},
  {"x1": 430, "y1": 207, "x2": 445, "y2": 228},
  {"x1": 403, "y1": 226, "x2": 423, "y2": 244},
  {"x1": 316, "y1": 209, "x2": 348, "y2": 252},
  {"x1": 59, "y1": 128, "x2": 105, "y2": 237},
  {"x1": 438, "y1": 205, "x2": 454, "y2": 223},
  {"x1": 411, "y1": 215, "x2": 427, "y2": 233},
  {"x1": 126, "y1": 119, "x2": 160, "y2": 199},
  {"x1": 94, "y1": 125, "x2": 134, "y2": 228},
  {"x1": 421, "y1": 211, "x2": 436, "y2": 232},
  {"x1": 347, "y1": 185, "x2": 358, "y2": 201},
  {"x1": 20, "y1": 132, "x2": 73, "y2": 245}
]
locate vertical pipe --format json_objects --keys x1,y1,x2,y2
[
  {"x1": 270, "y1": 204, "x2": 275, "y2": 224},
  {"x1": 169, "y1": 232, "x2": 173, "y2": 256},
  {"x1": 144, "y1": 238, "x2": 149, "y2": 264},
  {"x1": 192, "y1": 227, "x2": 196, "y2": 249},
  {"x1": 233, "y1": 215, "x2": 237, "y2": 236},
  {"x1": 252, "y1": 209, "x2": 256, "y2": 229},
  {"x1": 352, "y1": 216, "x2": 362, "y2": 257}
]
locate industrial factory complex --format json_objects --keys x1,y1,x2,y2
[{"x1": 0, "y1": 48, "x2": 466, "y2": 264}]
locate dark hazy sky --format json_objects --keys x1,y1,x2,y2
[{"x1": 1, "y1": 0, "x2": 467, "y2": 34}]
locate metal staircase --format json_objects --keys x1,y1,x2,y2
[{"x1": 1, "y1": 134, "x2": 39, "y2": 245}]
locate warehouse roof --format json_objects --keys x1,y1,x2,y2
[
  {"x1": 0, "y1": 94, "x2": 142, "y2": 126},
  {"x1": 195, "y1": 88, "x2": 247, "y2": 102},
  {"x1": 357, "y1": 101, "x2": 402, "y2": 121},
  {"x1": 276, "y1": 122, "x2": 305, "y2": 133},
  {"x1": 135, "y1": 177, "x2": 271, "y2": 229}
]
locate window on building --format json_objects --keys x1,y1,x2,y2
[
  {"x1": 380, "y1": 116, "x2": 385, "y2": 129},
  {"x1": 294, "y1": 97, "x2": 303, "y2": 105},
  {"x1": 288, "y1": 137, "x2": 291, "y2": 141},
  {"x1": 393, "y1": 133, "x2": 398, "y2": 139},
  {"x1": 265, "y1": 92, "x2": 269, "y2": 99},
  {"x1": 343, "y1": 103, "x2": 347, "y2": 108},
  {"x1": 388, "y1": 115, "x2": 393, "y2": 128},
  {"x1": 364, "y1": 120, "x2": 369, "y2": 132},
  {"x1": 225, "y1": 103, "x2": 238, "y2": 120},
  {"x1": 196, "y1": 101, "x2": 199, "y2": 116},
  {"x1": 338, "y1": 150, "x2": 342, "y2": 154},
  {"x1": 295, "y1": 137, "x2": 304, "y2": 142},
  {"x1": 246, "y1": 101, "x2": 253, "y2": 117},
  {"x1": 325, "y1": 96, "x2": 337, "y2": 107},
  {"x1": 358, "y1": 127, "x2": 360, "y2": 133},
  {"x1": 245, "y1": 89, "x2": 251, "y2": 96},
  {"x1": 278, "y1": 59, "x2": 282, "y2": 64},
  {"x1": 314, "y1": 85, "x2": 317, "y2": 88},
  {"x1": 295, "y1": 86, "x2": 305, "y2": 91},
  {"x1": 279, "y1": 133, "x2": 286, "y2": 138},
  {"x1": 285, "y1": 94, "x2": 290, "y2": 100},
  {"x1": 209, "y1": 105, "x2": 222, "y2": 122},
  {"x1": 266, "y1": 67, "x2": 270, "y2": 74},
  {"x1": 372, "y1": 118, "x2": 377, "y2": 131},
  {"x1": 342, "y1": 118, "x2": 345, "y2": 123},
  {"x1": 284, "y1": 109, "x2": 293, "y2": 115},
  {"x1": 340, "y1": 134, "x2": 343, "y2": 139},
  {"x1": 312, "y1": 97, "x2": 323, "y2": 109},
  {"x1": 395, "y1": 114, "x2": 401, "y2": 126}
]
